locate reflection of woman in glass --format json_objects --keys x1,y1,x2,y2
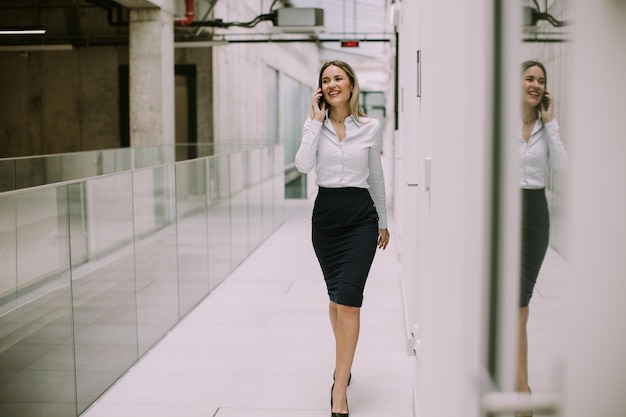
[{"x1": 517, "y1": 60, "x2": 568, "y2": 415}]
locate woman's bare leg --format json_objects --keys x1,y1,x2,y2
[
  {"x1": 329, "y1": 301, "x2": 360, "y2": 414},
  {"x1": 517, "y1": 306, "x2": 530, "y2": 392},
  {"x1": 516, "y1": 306, "x2": 533, "y2": 416}
]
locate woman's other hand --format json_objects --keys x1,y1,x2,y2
[{"x1": 378, "y1": 228, "x2": 390, "y2": 250}]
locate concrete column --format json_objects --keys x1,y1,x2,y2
[{"x1": 128, "y1": 8, "x2": 175, "y2": 148}]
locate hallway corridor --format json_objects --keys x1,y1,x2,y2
[
  {"x1": 81, "y1": 197, "x2": 567, "y2": 417},
  {"x1": 82, "y1": 199, "x2": 415, "y2": 417}
]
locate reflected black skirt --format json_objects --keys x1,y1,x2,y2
[
  {"x1": 312, "y1": 187, "x2": 379, "y2": 307},
  {"x1": 520, "y1": 188, "x2": 550, "y2": 308}
]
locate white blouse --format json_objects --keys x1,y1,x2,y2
[
  {"x1": 519, "y1": 117, "x2": 569, "y2": 189},
  {"x1": 295, "y1": 115, "x2": 388, "y2": 229}
]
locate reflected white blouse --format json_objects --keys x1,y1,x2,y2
[
  {"x1": 295, "y1": 115, "x2": 388, "y2": 229},
  {"x1": 519, "y1": 117, "x2": 569, "y2": 189}
]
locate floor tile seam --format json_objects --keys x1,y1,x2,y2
[
  {"x1": 213, "y1": 401, "x2": 416, "y2": 414},
  {"x1": 136, "y1": 345, "x2": 256, "y2": 355},
  {"x1": 85, "y1": 403, "x2": 219, "y2": 410},
  {"x1": 241, "y1": 344, "x2": 334, "y2": 355},
  {"x1": 212, "y1": 405, "x2": 340, "y2": 414},
  {"x1": 170, "y1": 324, "x2": 279, "y2": 333},
  {"x1": 108, "y1": 366, "x2": 252, "y2": 376}
]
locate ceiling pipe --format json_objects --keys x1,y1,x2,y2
[{"x1": 174, "y1": 0, "x2": 195, "y2": 26}]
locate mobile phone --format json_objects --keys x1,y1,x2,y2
[
  {"x1": 541, "y1": 94, "x2": 550, "y2": 110},
  {"x1": 317, "y1": 84, "x2": 327, "y2": 109},
  {"x1": 317, "y1": 95, "x2": 326, "y2": 109}
]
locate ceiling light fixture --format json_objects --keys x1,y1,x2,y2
[
  {"x1": 0, "y1": 27, "x2": 47, "y2": 35},
  {"x1": 0, "y1": 44, "x2": 73, "y2": 52}
]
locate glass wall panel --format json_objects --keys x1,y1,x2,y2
[
  {"x1": 274, "y1": 144, "x2": 286, "y2": 227},
  {"x1": 207, "y1": 155, "x2": 231, "y2": 289},
  {"x1": 229, "y1": 152, "x2": 249, "y2": 268},
  {"x1": 71, "y1": 174, "x2": 138, "y2": 414},
  {"x1": 267, "y1": 67, "x2": 279, "y2": 146},
  {"x1": 247, "y1": 148, "x2": 263, "y2": 252},
  {"x1": 261, "y1": 147, "x2": 274, "y2": 240},
  {"x1": 0, "y1": 194, "x2": 17, "y2": 315},
  {"x1": 133, "y1": 166, "x2": 179, "y2": 355},
  {"x1": 176, "y1": 160, "x2": 209, "y2": 316},
  {"x1": 281, "y1": 75, "x2": 302, "y2": 167},
  {"x1": 0, "y1": 186, "x2": 76, "y2": 417}
]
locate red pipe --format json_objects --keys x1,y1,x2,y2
[{"x1": 174, "y1": 0, "x2": 195, "y2": 26}]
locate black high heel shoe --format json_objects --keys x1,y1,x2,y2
[
  {"x1": 330, "y1": 383, "x2": 349, "y2": 417},
  {"x1": 332, "y1": 371, "x2": 352, "y2": 386}
]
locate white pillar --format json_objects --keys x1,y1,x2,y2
[{"x1": 128, "y1": 8, "x2": 175, "y2": 148}]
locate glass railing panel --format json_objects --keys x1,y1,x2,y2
[
  {"x1": 0, "y1": 143, "x2": 285, "y2": 416},
  {"x1": 132, "y1": 166, "x2": 179, "y2": 355},
  {"x1": 175, "y1": 159, "x2": 209, "y2": 317},
  {"x1": 0, "y1": 194, "x2": 17, "y2": 315},
  {"x1": 229, "y1": 152, "x2": 249, "y2": 268},
  {"x1": 133, "y1": 146, "x2": 175, "y2": 169},
  {"x1": 70, "y1": 173, "x2": 138, "y2": 414},
  {"x1": 67, "y1": 183, "x2": 88, "y2": 268},
  {"x1": 60, "y1": 149, "x2": 131, "y2": 182},
  {"x1": 207, "y1": 155, "x2": 232, "y2": 289},
  {"x1": 247, "y1": 148, "x2": 263, "y2": 253},
  {"x1": 195, "y1": 144, "x2": 216, "y2": 158},
  {"x1": 102, "y1": 148, "x2": 132, "y2": 175},
  {"x1": 0, "y1": 160, "x2": 15, "y2": 192},
  {"x1": 0, "y1": 185, "x2": 76, "y2": 417},
  {"x1": 60, "y1": 152, "x2": 101, "y2": 182},
  {"x1": 15, "y1": 187, "x2": 70, "y2": 303},
  {"x1": 15, "y1": 155, "x2": 62, "y2": 189}
]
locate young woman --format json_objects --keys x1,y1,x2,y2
[
  {"x1": 517, "y1": 60, "x2": 569, "y2": 416},
  {"x1": 295, "y1": 60, "x2": 390, "y2": 417}
]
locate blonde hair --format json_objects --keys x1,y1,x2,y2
[{"x1": 312, "y1": 60, "x2": 368, "y2": 123}]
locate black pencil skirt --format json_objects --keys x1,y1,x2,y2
[
  {"x1": 519, "y1": 188, "x2": 550, "y2": 308},
  {"x1": 311, "y1": 187, "x2": 379, "y2": 308}
]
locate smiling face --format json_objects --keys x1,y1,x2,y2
[
  {"x1": 522, "y1": 65, "x2": 547, "y2": 110},
  {"x1": 320, "y1": 65, "x2": 353, "y2": 108}
]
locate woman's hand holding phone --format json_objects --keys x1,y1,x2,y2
[
  {"x1": 540, "y1": 91, "x2": 555, "y2": 123},
  {"x1": 312, "y1": 88, "x2": 326, "y2": 122}
]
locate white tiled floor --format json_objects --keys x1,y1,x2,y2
[
  {"x1": 82, "y1": 198, "x2": 567, "y2": 417},
  {"x1": 82, "y1": 199, "x2": 415, "y2": 417}
]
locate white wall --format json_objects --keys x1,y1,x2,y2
[
  {"x1": 564, "y1": 1, "x2": 626, "y2": 416},
  {"x1": 395, "y1": 1, "x2": 492, "y2": 416}
]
